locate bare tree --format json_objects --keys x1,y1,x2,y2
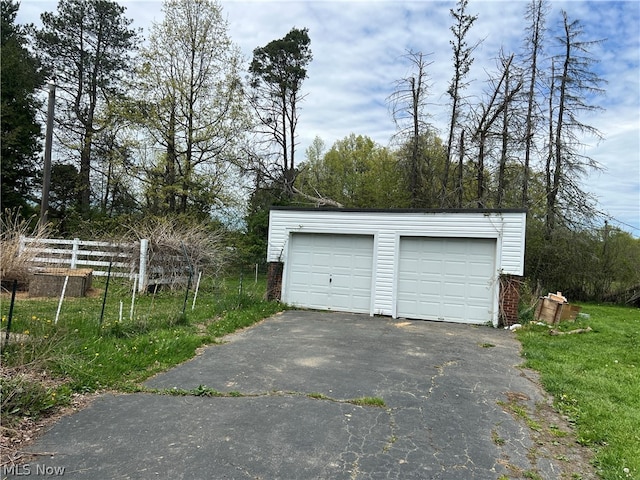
[
  {"x1": 471, "y1": 53, "x2": 522, "y2": 207},
  {"x1": 442, "y1": 0, "x2": 479, "y2": 207},
  {"x1": 496, "y1": 54, "x2": 521, "y2": 208},
  {"x1": 521, "y1": 0, "x2": 549, "y2": 207},
  {"x1": 387, "y1": 50, "x2": 434, "y2": 207},
  {"x1": 545, "y1": 10, "x2": 606, "y2": 235}
]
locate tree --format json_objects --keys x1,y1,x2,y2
[
  {"x1": 135, "y1": 0, "x2": 248, "y2": 217},
  {"x1": 520, "y1": 0, "x2": 548, "y2": 207},
  {"x1": 295, "y1": 134, "x2": 409, "y2": 208},
  {"x1": 471, "y1": 53, "x2": 522, "y2": 207},
  {"x1": 93, "y1": 128, "x2": 137, "y2": 216},
  {"x1": 36, "y1": 0, "x2": 138, "y2": 215},
  {"x1": 387, "y1": 50, "x2": 434, "y2": 207},
  {"x1": 1, "y1": 0, "x2": 45, "y2": 213},
  {"x1": 47, "y1": 163, "x2": 80, "y2": 233},
  {"x1": 442, "y1": 0, "x2": 478, "y2": 207},
  {"x1": 394, "y1": 132, "x2": 447, "y2": 208},
  {"x1": 545, "y1": 11, "x2": 605, "y2": 235},
  {"x1": 248, "y1": 27, "x2": 312, "y2": 195}
]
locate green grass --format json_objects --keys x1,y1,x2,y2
[
  {"x1": 517, "y1": 304, "x2": 640, "y2": 480},
  {"x1": 348, "y1": 396, "x2": 386, "y2": 407},
  {"x1": 0, "y1": 274, "x2": 285, "y2": 426}
]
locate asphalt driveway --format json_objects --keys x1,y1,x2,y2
[{"x1": 19, "y1": 311, "x2": 580, "y2": 479}]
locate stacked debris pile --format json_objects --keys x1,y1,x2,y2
[{"x1": 534, "y1": 291, "x2": 582, "y2": 325}]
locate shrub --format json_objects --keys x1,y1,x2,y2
[{"x1": 0, "y1": 209, "x2": 50, "y2": 289}]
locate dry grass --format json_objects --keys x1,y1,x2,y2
[
  {"x1": 0, "y1": 210, "x2": 50, "y2": 291},
  {"x1": 123, "y1": 217, "x2": 230, "y2": 289}
]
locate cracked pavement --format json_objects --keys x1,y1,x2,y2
[{"x1": 21, "y1": 311, "x2": 573, "y2": 479}]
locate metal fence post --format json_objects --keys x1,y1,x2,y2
[{"x1": 3, "y1": 280, "x2": 18, "y2": 349}]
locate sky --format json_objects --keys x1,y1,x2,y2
[{"x1": 16, "y1": 0, "x2": 640, "y2": 236}]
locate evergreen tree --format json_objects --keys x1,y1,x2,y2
[
  {"x1": 1, "y1": 0, "x2": 45, "y2": 212},
  {"x1": 36, "y1": 0, "x2": 138, "y2": 215},
  {"x1": 249, "y1": 27, "x2": 312, "y2": 195}
]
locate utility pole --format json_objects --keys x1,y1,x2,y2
[{"x1": 40, "y1": 80, "x2": 56, "y2": 230}]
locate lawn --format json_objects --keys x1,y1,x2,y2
[
  {"x1": 517, "y1": 304, "x2": 640, "y2": 480},
  {"x1": 0, "y1": 274, "x2": 285, "y2": 432}
]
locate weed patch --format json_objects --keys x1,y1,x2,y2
[{"x1": 348, "y1": 396, "x2": 386, "y2": 408}]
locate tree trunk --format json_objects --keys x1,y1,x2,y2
[
  {"x1": 457, "y1": 130, "x2": 465, "y2": 208},
  {"x1": 477, "y1": 130, "x2": 485, "y2": 208},
  {"x1": 522, "y1": 0, "x2": 546, "y2": 207},
  {"x1": 497, "y1": 66, "x2": 510, "y2": 208}
]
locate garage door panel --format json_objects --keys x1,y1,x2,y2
[
  {"x1": 286, "y1": 233, "x2": 373, "y2": 314},
  {"x1": 445, "y1": 261, "x2": 467, "y2": 276},
  {"x1": 397, "y1": 237, "x2": 496, "y2": 324},
  {"x1": 422, "y1": 260, "x2": 442, "y2": 272},
  {"x1": 467, "y1": 284, "x2": 489, "y2": 298}
]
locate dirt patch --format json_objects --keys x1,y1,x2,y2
[
  {"x1": 1, "y1": 391, "x2": 97, "y2": 467},
  {"x1": 393, "y1": 321, "x2": 412, "y2": 328},
  {"x1": 499, "y1": 376, "x2": 599, "y2": 479}
]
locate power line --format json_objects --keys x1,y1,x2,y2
[{"x1": 592, "y1": 208, "x2": 639, "y2": 233}]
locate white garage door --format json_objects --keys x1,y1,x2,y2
[
  {"x1": 397, "y1": 237, "x2": 496, "y2": 324},
  {"x1": 285, "y1": 233, "x2": 374, "y2": 314}
]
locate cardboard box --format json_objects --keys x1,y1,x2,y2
[
  {"x1": 534, "y1": 297, "x2": 582, "y2": 324},
  {"x1": 534, "y1": 297, "x2": 564, "y2": 324},
  {"x1": 559, "y1": 304, "x2": 582, "y2": 322}
]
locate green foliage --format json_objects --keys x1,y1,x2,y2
[
  {"x1": 207, "y1": 297, "x2": 286, "y2": 338},
  {"x1": 525, "y1": 218, "x2": 640, "y2": 302},
  {"x1": 517, "y1": 305, "x2": 640, "y2": 479},
  {"x1": 394, "y1": 132, "x2": 448, "y2": 208},
  {"x1": 249, "y1": 27, "x2": 312, "y2": 95},
  {"x1": 135, "y1": 0, "x2": 248, "y2": 217},
  {"x1": 0, "y1": 374, "x2": 68, "y2": 426},
  {"x1": 296, "y1": 134, "x2": 411, "y2": 208},
  {"x1": 0, "y1": 0, "x2": 45, "y2": 213},
  {"x1": 237, "y1": 182, "x2": 294, "y2": 269}
]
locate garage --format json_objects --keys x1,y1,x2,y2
[
  {"x1": 286, "y1": 233, "x2": 374, "y2": 313},
  {"x1": 267, "y1": 208, "x2": 526, "y2": 326},
  {"x1": 396, "y1": 237, "x2": 496, "y2": 324}
]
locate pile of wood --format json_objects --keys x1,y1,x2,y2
[{"x1": 534, "y1": 291, "x2": 582, "y2": 325}]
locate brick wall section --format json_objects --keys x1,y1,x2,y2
[
  {"x1": 266, "y1": 262, "x2": 284, "y2": 301},
  {"x1": 500, "y1": 275, "x2": 523, "y2": 326}
]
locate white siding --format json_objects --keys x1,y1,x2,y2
[{"x1": 267, "y1": 209, "x2": 526, "y2": 324}]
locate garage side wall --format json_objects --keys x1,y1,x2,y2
[{"x1": 267, "y1": 209, "x2": 526, "y2": 325}]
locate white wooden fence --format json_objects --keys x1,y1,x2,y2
[{"x1": 20, "y1": 236, "x2": 150, "y2": 292}]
